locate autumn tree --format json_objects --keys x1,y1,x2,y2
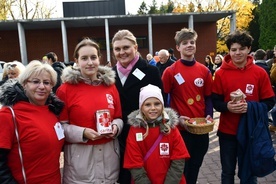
[
  {"x1": 0, "y1": 0, "x2": 9, "y2": 20},
  {"x1": 201, "y1": 0, "x2": 255, "y2": 54},
  {"x1": 258, "y1": 0, "x2": 276, "y2": 50},
  {"x1": 3, "y1": 0, "x2": 55, "y2": 20}
]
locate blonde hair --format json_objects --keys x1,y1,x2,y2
[
  {"x1": 18, "y1": 60, "x2": 57, "y2": 86},
  {"x1": 216, "y1": 54, "x2": 223, "y2": 61},
  {"x1": 3, "y1": 61, "x2": 25, "y2": 79},
  {"x1": 112, "y1": 29, "x2": 137, "y2": 46},
  {"x1": 142, "y1": 111, "x2": 171, "y2": 139}
]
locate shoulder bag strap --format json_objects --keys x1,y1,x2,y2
[
  {"x1": 143, "y1": 133, "x2": 163, "y2": 162},
  {"x1": 7, "y1": 106, "x2": 27, "y2": 184}
]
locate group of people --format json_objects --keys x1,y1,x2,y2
[
  {"x1": 204, "y1": 54, "x2": 223, "y2": 76},
  {"x1": 0, "y1": 27, "x2": 275, "y2": 184}
]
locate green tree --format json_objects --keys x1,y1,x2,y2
[
  {"x1": 247, "y1": 2, "x2": 261, "y2": 51},
  {"x1": 137, "y1": 1, "x2": 148, "y2": 15},
  {"x1": 148, "y1": 0, "x2": 159, "y2": 14},
  {"x1": 258, "y1": 0, "x2": 276, "y2": 50},
  {"x1": 167, "y1": 0, "x2": 175, "y2": 13},
  {"x1": 159, "y1": 0, "x2": 175, "y2": 14}
]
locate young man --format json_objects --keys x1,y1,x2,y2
[
  {"x1": 212, "y1": 30, "x2": 275, "y2": 183},
  {"x1": 162, "y1": 27, "x2": 213, "y2": 184}
]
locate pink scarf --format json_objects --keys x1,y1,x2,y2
[{"x1": 116, "y1": 55, "x2": 139, "y2": 78}]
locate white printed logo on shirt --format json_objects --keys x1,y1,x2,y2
[
  {"x1": 106, "y1": 94, "x2": 114, "y2": 108},
  {"x1": 160, "y1": 143, "x2": 169, "y2": 155},
  {"x1": 245, "y1": 84, "x2": 254, "y2": 95},
  {"x1": 194, "y1": 78, "x2": 204, "y2": 87},
  {"x1": 106, "y1": 94, "x2": 114, "y2": 104}
]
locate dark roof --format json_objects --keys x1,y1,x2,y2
[{"x1": 0, "y1": 11, "x2": 234, "y2": 31}]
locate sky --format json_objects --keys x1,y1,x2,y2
[{"x1": 50, "y1": 0, "x2": 169, "y2": 17}]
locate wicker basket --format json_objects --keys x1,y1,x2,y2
[{"x1": 184, "y1": 117, "x2": 215, "y2": 135}]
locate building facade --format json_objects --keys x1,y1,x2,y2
[{"x1": 0, "y1": 11, "x2": 235, "y2": 66}]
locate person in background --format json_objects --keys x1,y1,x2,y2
[
  {"x1": 56, "y1": 38, "x2": 123, "y2": 183},
  {"x1": 153, "y1": 51, "x2": 160, "y2": 63},
  {"x1": 111, "y1": 29, "x2": 164, "y2": 184},
  {"x1": 157, "y1": 49, "x2": 175, "y2": 77},
  {"x1": 212, "y1": 30, "x2": 275, "y2": 184},
  {"x1": 0, "y1": 60, "x2": 64, "y2": 184},
  {"x1": 268, "y1": 45, "x2": 276, "y2": 132},
  {"x1": 213, "y1": 54, "x2": 223, "y2": 71},
  {"x1": 124, "y1": 84, "x2": 190, "y2": 184},
  {"x1": 266, "y1": 47, "x2": 276, "y2": 70},
  {"x1": 162, "y1": 27, "x2": 213, "y2": 184},
  {"x1": 254, "y1": 49, "x2": 270, "y2": 76},
  {"x1": 205, "y1": 55, "x2": 215, "y2": 75},
  {"x1": 43, "y1": 52, "x2": 65, "y2": 93},
  {"x1": 146, "y1": 53, "x2": 157, "y2": 66},
  {"x1": 0, "y1": 61, "x2": 25, "y2": 86},
  {"x1": 168, "y1": 48, "x2": 177, "y2": 61}
]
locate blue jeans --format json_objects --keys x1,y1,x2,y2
[{"x1": 219, "y1": 137, "x2": 257, "y2": 184}]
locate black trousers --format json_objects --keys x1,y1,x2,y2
[{"x1": 180, "y1": 130, "x2": 209, "y2": 184}]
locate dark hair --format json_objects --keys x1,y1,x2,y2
[
  {"x1": 225, "y1": 30, "x2": 253, "y2": 50},
  {"x1": 266, "y1": 50, "x2": 274, "y2": 60},
  {"x1": 168, "y1": 48, "x2": 174, "y2": 54},
  {"x1": 45, "y1": 52, "x2": 57, "y2": 62},
  {"x1": 254, "y1": 49, "x2": 266, "y2": 60}
]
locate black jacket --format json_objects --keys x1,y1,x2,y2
[
  {"x1": 113, "y1": 57, "x2": 164, "y2": 146},
  {"x1": 156, "y1": 58, "x2": 175, "y2": 77},
  {"x1": 52, "y1": 62, "x2": 66, "y2": 93}
]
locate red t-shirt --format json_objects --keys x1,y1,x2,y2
[
  {"x1": 57, "y1": 82, "x2": 122, "y2": 145},
  {"x1": 0, "y1": 102, "x2": 64, "y2": 184},
  {"x1": 162, "y1": 61, "x2": 213, "y2": 130},
  {"x1": 124, "y1": 126, "x2": 190, "y2": 184},
  {"x1": 213, "y1": 56, "x2": 275, "y2": 135}
]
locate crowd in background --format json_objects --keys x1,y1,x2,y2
[{"x1": 0, "y1": 28, "x2": 276, "y2": 184}]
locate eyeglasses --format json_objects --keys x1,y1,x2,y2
[
  {"x1": 27, "y1": 79, "x2": 52, "y2": 87},
  {"x1": 7, "y1": 64, "x2": 17, "y2": 69}
]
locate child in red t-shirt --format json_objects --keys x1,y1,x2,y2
[{"x1": 124, "y1": 84, "x2": 190, "y2": 184}]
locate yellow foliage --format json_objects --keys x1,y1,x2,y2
[
  {"x1": 173, "y1": 0, "x2": 256, "y2": 54},
  {"x1": 0, "y1": 0, "x2": 9, "y2": 20}
]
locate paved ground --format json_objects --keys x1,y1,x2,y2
[
  {"x1": 198, "y1": 111, "x2": 276, "y2": 184},
  {"x1": 60, "y1": 110, "x2": 276, "y2": 183}
]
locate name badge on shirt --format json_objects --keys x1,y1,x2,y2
[
  {"x1": 174, "y1": 73, "x2": 185, "y2": 85},
  {"x1": 136, "y1": 133, "x2": 143, "y2": 141},
  {"x1": 132, "y1": 68, "x2": 145, "y2": 80},
  {"x1": 54, "y1": 122, "x2": 65, "y2": 140}
]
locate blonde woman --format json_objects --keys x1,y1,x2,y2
[{"x1": 0, "y1": 61, "x2": 25, "y2": 86}]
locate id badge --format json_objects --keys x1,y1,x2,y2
[{"x1": 54, "y1": 122, "x2": 65, "y2": 140}]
